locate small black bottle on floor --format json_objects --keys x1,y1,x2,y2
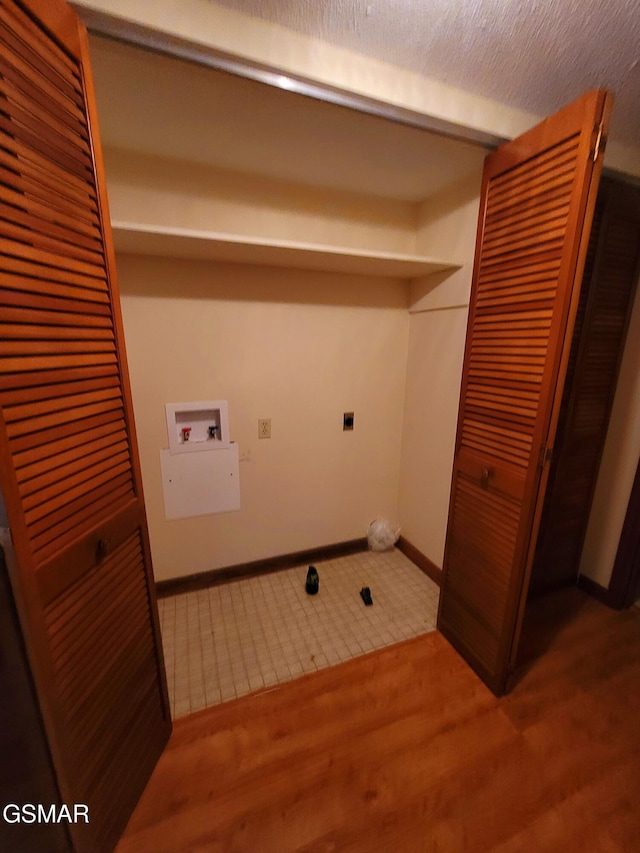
[{"x1": 305, "y1": 566, "x2": 319, "y2": 595}]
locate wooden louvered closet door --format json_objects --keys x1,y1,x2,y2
[
  {"x1": 437, "y1": 90, "x2": 613, "y2": 696},
  {"x1": 530, "y1": 179, "x2": 640, "y2": 595},
  {"x1": 0, "y1": 1, "x2": 170, "y2": 851}
]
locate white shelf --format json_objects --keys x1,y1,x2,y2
[{"x1": 111, "y1": 221, "x2": 461, "y2": 280}]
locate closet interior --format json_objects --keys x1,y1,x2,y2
[
  {"x1": 83, "y1": 32, "x2": 492, "y2": 711},
  {"x1": 87, "y1": 34, "x2": 487, "y2": 580},
  {"x1": 86, "y1": 37, "x2": 640, "y2": 695}
]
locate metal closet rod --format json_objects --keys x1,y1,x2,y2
[{"x1": 72, "y1": 4, "x2": 505, "y2": 151}]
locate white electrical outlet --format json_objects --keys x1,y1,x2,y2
[{"x1": 258, "y1": 418, "x2": 271, "y2": 439}]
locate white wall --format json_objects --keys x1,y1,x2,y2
[
  {"x1": 397, "y1": 176, "x2": 482, "y2": 566},
  {"x1": 397, "y1": 307, "x2": 469, "y2": 566},
  {"x1": 117, "y1": 254, "x2": 410, "y2": 581},
  {"x1": 104, "y1": 148, "x2": 419, "y2": 257}
]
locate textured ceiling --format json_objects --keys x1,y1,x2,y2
[{"x1": 211, "y1": 0, "x2": 640, "y2": 150}]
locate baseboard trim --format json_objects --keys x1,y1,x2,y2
[
  {"x1": 577, "y1": 573, "x2": 619, "y2": 609},
  {"x1": 156, "y1": 538, "x2": 369, "y2": 598},
  {"x1": 396, "y1": 536, "x2": 442, "y2": 586}
]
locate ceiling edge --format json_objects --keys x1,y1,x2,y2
[
  {"x1": 72, "y1": 4, "x2": 505, "y2": 149},
  {"x1": 72, "y1": 3, "x2": 640, "y2": 181}
]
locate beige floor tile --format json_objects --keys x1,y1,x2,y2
[{"x1": 159, "y1": 548, "x2": 439, "y2": 719}]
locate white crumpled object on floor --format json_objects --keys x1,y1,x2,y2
[{"x1": 367, "y1": 518, "x2": 400, "y2": 551}]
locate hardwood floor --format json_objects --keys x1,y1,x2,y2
[{"x1": 116, "y1": 590, "x2": 640, "y2": 852}]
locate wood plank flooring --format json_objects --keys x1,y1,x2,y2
[{"x1": 116, "y1": 589, "x2": 640, "y2": 852}]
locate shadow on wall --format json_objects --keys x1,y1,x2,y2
[
  {"x1": 105, "y1": 147, "x2": 417, "y2": 236},
  {"x1": 409, "y1": 268, "x2": 459, "y2": 305},
  {"x1": 115, "y1": 252, "x2": 415, "y2": 310},
  {"x1": 419, "y1": 171, "x2": 484, "y2": 222}
]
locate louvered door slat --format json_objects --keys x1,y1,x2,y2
[
  {"x1": 0, "y1": 236, "x2": 106, "y2": 278},
  {"x1": 0, "y1": 148, "x2": 97, "y2": 217},
  {"x1": 2, "y1": 371, "x2": 119, "y2": 408},
  {"x1": 6, "y1": 397, "x2": 124, "y2": 446},
  {"x1": 42, "y1": 527, "x2": 165, "y2": 839},
  {"x1": 483, "y1": 197, "x2": 571, "y2": 240},
  {"x1": 3, "y1": 321, "x2": 114, "y2": 340},
  {"x1": 0, "y1": 187, "x2": 102, "y2": 245},
  {"x1": 1, "y1": 181, "x2": 101, "y2": 239},
  {"x1": 0, "y1": 49, "x2": 85, "y2": 130},
  {"x1": 0, "y1": 0, "x2": 82, "y2": 82},
  {"x1": 0, "y1": 3, "x2": 170, "y2": 851},
  {"x1": 17, "y1": 427, "x2": 128, "y2": 492},
  {"x1": 0, "y1": 130, "x2": 96, "y2": 201},
  {"x1": 11, "y1": 407, "x2": 124, "y2": 456},
  {"x1": 2, "y1": 154, "x2": 101, "y2": 227},
  {"x1": 1, "y1": 303, "x2": 112, "y2": 328},
  {"x1": 0, "y1": 45, "x2": 84, "y2": 129},
  {"x1": 2, "y1": 257, "x2": 109, "y2": 298},
  {"x1": 31, "y1": 476, "x2": 134, "y2": 559},
  {"x1": 438, "y1": 90, "x2": 612, "y2": 695},
  {"x1": 91, "y1": 699, "x2": 165, "y2": 853},
  {"x1": 24, "y1": 457, "x2": 131, "y2": 522},
  {"x1": 6, "y1": 384, "x2": 121, "y2": 425},
  {"x1": 0, "y1": 15, "x2": 83, "y2": 106},
  {"x1": 72, "y1": 643, "x2": 154, "y2": 787},
  {"x1": 0, "y1": 20, "x2": 83, "y2": 113},
  {"x1": 47, "y1": 537, "x2": 143, "y2": 646},
  {"x1": 0, "y1": 334, "x2": 114, "y2": 355},
  {"x1": 2, "y1": 351, "x2": 118, "y2": 375},
  {"x1": 2, "y1": 368, "x2": 118, "y2": 403},
  {"x1": 0, "y1": 0, "x2": 78, "y2": 77},
  {"x1": 1, "y1": 69, "x2": 90, "y2": 152},
  {"x1": 483, "y1": 208, "x2": 571, "y2": 251},
  {"x1": 50, "y1": 555, "x2": 145, "y2": 694},
  {"x1": 51, "y1": 591, "x2": 147, "y2": 711},
  {"x1": 21, "y1": 438, "x2": 129, "y2": 499},
  {"x1": 0, "y1": 112, "x2": 91, "y2": 181},
  {"x1": 0, "y1": 204, "x2": 104, "y2": 258},
  {"x1": 59, "y1": 603, "x2": 149, "y2": 727},
  {"x1": 19, "y1": 429, "x2": 127, "y2": 485}
]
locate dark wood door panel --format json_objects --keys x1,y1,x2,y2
[
  {"x1": 443, "y1": 471, "x2": 521, "y2": 681},
  {"x1": 35, "y1": 499, "x2": 145, "y2": 606},
  {"x1": 456, "y1": 445, "x2": 527, "y2": 502},
  {"x1": 438, "y1": 89, "x2": 613, "y2": 695},
  {"x1": 0, "y1": 545, "x2": 72, "y2": 853},
  {"x1": 0, "y1": 1, "x2": 170, "y2": 850},
  {"x1": 531, "y1": 179, "x2": 640, "y2": 594}
]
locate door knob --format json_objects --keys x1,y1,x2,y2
[
  {"x1": 96, "y1": 537, "x2": 111, "y2": 562},
  {"x1": 481, "y1": 468, "x2": 491, "y2": 488}
]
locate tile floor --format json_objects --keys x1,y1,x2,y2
[{"x1": 157, "y1": 547, "x2": 440, "y2": 719}]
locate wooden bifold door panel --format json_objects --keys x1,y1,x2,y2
[
  {"x1": 530, "y1": 178, "x2": 640, "y2": 595},
  {"x1": 438, "y1": 89, "x2": 613, "y2": 696},
  {"x1": 0, "y1": 546, "x2": 71, "y2": 853},
  {"x1": 0, "y1": 1, "x2": 170, "y2": 851}
]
